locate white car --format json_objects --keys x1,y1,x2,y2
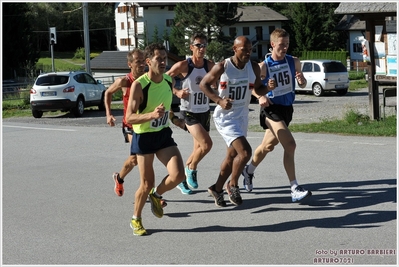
[
  {"x1": 295, "y1": 59, "x2": 350, "y2": 96},
  {"x1": 30, "y1": 71, "x2": 106, "y2": 118}
]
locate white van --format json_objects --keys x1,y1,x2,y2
[{"x1": 295, "y1": 59, "x2": 350, "y2": 96}]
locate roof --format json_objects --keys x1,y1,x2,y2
[
  {"x1": 90, "y1": 51, "x2": 130, "y2": 71},
  {"x1": 237, "y1": 5, "x2": 289, "y2": 22},
  {"x1": 90, "y1": 51, "x2": 184, "y2": 71},
  {"x1": 334, "y1": 2, "x2": 397, "y2": 15},
  {"x1": 335, "y1": 15, "x2": 365, "y2": 31}
]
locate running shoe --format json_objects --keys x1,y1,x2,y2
[
  {"x1": 130, "y1": 218, "x2": 147, "y2": 236},
  {"x1": 242, "y1": 165, "x2": 254, "y2": 192},
  {"x1": 176, "y1": 180, "x2": 193, "y2": 195},
  {"x1": 291, "y1": 185, "x2": 312, "y2": 202},
  {"x1": 148, "y1": 188, "x2": 164, "y2": 218},
  {"x1": 225, "y1": 181, "x2": 243, "y2": 206},
  {"x1": 185, "y1": 166, "x2": 198, "y2": 189},
  {"x1": 207, "y1": 185, "x2": 226, "y2": 207},
  {"x1": 113, "y1": 172, "x2": 124, "y2": 197}
]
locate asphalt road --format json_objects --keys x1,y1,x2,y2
[{"x1": 2, "y1": 107, "x2": 397, "y2": 266}]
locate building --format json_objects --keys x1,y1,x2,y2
[
  {"x1": 91, "y1": 3, "x2": 288, "y2": 78},
  {"x1": 114, "y1": 2, "x2": 176, "y2": 52},
  {"x1": 114, "y1": 2, "x2": 288, "y2": 60},
  {"x1": 335, "y1": 15, "x2": 367, "y2": 70},
  {"x1": 222, "y1": 5, "x2": 288, "y2": 61},
  {"x1": 334, "y1": 2, "x2": 397, "y2": 120}
]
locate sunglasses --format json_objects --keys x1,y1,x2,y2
[{"x1": 192, "y1": 43, "x2": 208, "y2": 48}]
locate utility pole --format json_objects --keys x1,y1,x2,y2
[
  {"x1": 50, "y1": 27, "x2": 57, "y2": 72},
  {"x1": 125, "y1": 2, "x2": 130, "y2": 51},
  {"x1": 83, "y1": 3, "x2": 91, "y2": 74}
]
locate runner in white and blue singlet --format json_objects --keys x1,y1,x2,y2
[{"x1": 242, "y1": 28, "x2": 312, "y2": 203}]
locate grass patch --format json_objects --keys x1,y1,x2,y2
[
  {"x1": 36, "y1": 57, "x2": 85, "y2": 72},
  {"x1": 349, "y1": 79, "x2": 368, "y2": 91},
  {"x1": 249, "y1": 110, "x2": 396, "y2": 137},
  {"x1": 290, "y1": 110, "x2": 396, "y2": 137},
  {"x1": 348, "y1": 70, "x2": 366, "y2": 80},
  {"x1": 2, "y1": 102, "x2": 123, "y2": 119}
]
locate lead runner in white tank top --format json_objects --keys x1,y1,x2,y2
[
  {"x1": 213, "y1": 57, "x2": 256, "y2": 146},
  {"x1": 180, "y1": 62, "x2": 210, "y2": 113}
]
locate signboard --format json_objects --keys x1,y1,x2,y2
[{"x1": 386, "y1": 56, "x2": 397, "y2": 76}]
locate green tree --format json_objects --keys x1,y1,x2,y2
[
  {"x1": 171, "y1": 3, "x2": 242, "y2": 58},
  {"x1": 151, "y1": 26, "x2": 161, "y2": 44},
  {"x1": 266, "y1": 3, "x2": 346, "y2": 56},
  {"x1": 3, "y1": 3, "x2": 40, "y2": 79}
]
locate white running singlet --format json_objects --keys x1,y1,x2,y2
[{"x1": 213, "y1": 58, "x2": 256, "y2": 146}]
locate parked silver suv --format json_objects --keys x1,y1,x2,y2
[
  {"x1": 295, "y1": 59, "x2": 350, "y2": 96},
  {"x1": 30, "y1": 71, "x2": 106, "y2": 118}
]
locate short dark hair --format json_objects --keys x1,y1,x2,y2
[
  {"x1": 144, "y1": 43, "x2": 166, "y2": 60},
  {"x1": 127, "y1": 48, "x2": 143, "y2": 63},
  {"x1": 190, "y1": 33, "x2": 207, "y2": 44}
]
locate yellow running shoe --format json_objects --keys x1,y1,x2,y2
[
  {"x1": 148, "y1": 188, "x2": 164, "y2": 218},
  {"x1": 130, "y1": 218, "x2": 147, "y2": 236}
]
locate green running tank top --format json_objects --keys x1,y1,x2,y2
[{"x1": 133, "y1": 73, "x2": 173, "y2": 134}]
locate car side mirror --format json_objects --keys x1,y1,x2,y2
[{"x1": 97, "y1": 80, "x2": 102, "y2": 84}]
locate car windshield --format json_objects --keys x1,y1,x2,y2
[
  {"x1": 323, "y1": 62, "x2": 347, "y2": 73},
  {"x1": 35, "y1": 75, "x2": 69, "y2": 86}
]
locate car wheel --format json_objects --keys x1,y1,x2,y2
[
  {"x1": 32, "y1": 110, "x2": 43, "y2": 118},
  {"x1": 312, "y1": 83, "x2": 324, "y2": 97},
  {"x1": 72, "y1": 97, "x2": 85, "y2": 117},
  {"x1": 336, "y1": 89, "x2": 348, "y2": 96},
  {"x1": 98, "y1": 92, "x2": 106, "y2": 111}
]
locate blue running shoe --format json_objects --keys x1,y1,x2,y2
[
  {"x1": 185, "y1": 166, "x2": 198, "y2": 189},
  {"x1": 176, "y1": 180, "x2": 193, "y2": 195}
]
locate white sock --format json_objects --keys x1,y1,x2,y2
[
  {"x1": 246, "y1": 163, "x2": 257, "y2": 174},
  {"x1": 153, "y1": 188, "x2": 162, "y2": 198},
  {"x1": 290, "y1": 180, "x2": 298, "y2": 191}
]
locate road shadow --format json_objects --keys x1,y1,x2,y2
[{"x1": 158, "y1": 178, "x2": 396, "y2": 233}]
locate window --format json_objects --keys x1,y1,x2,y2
[
  {"x1": 243, "y1": 27, "x2": 250, "y2": 35},
  {"x1": 120, "y1": 38, "x2": 131, "y2": 46},
  {"x1": 121, "y1": 22, "x2": 124, "y2": 30},
  {"x1": 229, "y1": 27, "x2": 237, "y2": 38},
  {"x1": 118, "y1": 6, "x2": 129, "y2": 13},
  {"x1": 302, "y1": 62, "x2": 313, "y2": 72},
  {"x1": 168, "y1": 6, "x2": 174, "y2": 11},
  {"x1": 269, "y1": 26, "x2": 275, "y2": 34},
  {"x1": 323, "y1": 62, "x2": 347, "y2": 73},
  {"x1": 84, "y1": 73, "x2": 96, "y2": 84},
  {"x1": 127, "y1": 21, "x2": 131, "y2": 29},
  {"x1": 166, "y1": 19, "x2": 174, "y2": 27},
  {"x1": 314, "y1": 63, "x2": 321, "y2": 72},
  {"x1": 353, "y1": 43, "x2": 362, "y2": 53},
  {"x1": 137, "y1": 22, "x2": 144, "y2": 34}
]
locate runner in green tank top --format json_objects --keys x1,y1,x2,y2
[{"x1": 125, "y1": 43, "x2": 186, "y2": 236}]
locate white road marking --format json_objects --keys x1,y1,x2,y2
[{"x1": 3, "y1": 125, "x2": 76, "y2": 132}]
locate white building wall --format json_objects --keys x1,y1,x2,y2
[
  {"x1": 115, "y1": 3, "x2": 175, "y2": 51},
  {"x1": 350, "y1": 31, "x2": 365, "y2": 61},
  {"x1": 138, "y1": 8, "x2": 175, "y2": 43}
]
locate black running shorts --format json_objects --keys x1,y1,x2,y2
[{"x1": 260, "y1": 104, "x2": 294, "y2": 129}]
